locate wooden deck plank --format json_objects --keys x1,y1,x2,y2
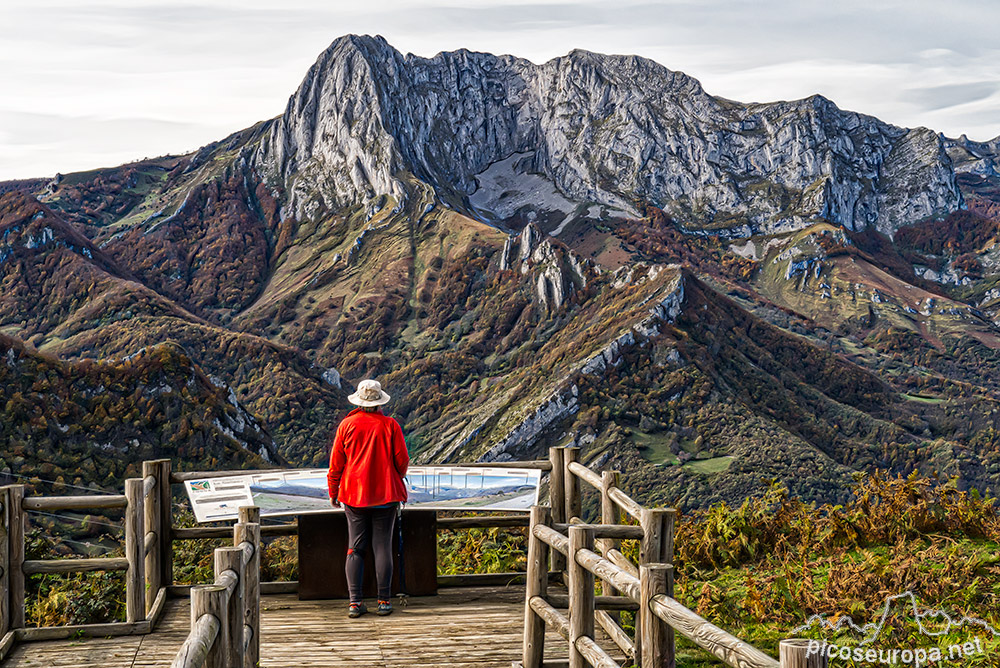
[
  {"x1": 1, "y1": 586, "x2": 623, "y2": 668},
  {"x1": 2, "y1": 637, "x2": 142, "y2": 668}
]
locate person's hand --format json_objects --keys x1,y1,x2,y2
[{"x1": 330, "y1": 498, "x2": 341, "y2": 509}]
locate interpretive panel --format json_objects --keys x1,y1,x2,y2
[{"x1": 184, "y1": 465, "x2": 541, "y2": 522}]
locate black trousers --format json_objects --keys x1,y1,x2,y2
[{"x1": 343, "y1": 503, "x2": 397, "y2": 602}]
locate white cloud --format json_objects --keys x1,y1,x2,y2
[{"x1": 1, "y1": 0, "x2": 998, "y2": 180}]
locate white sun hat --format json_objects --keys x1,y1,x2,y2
[{"x1": 348, "y1": 379, "x2": 391, "y2": 407}]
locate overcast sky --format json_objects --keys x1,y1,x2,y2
[{"x1": 2, "y1": 0, "x2": 999, "y2": 180}]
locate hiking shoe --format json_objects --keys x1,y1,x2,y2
[
  {"x1": 376, "y1": 599, "x2": 393, "y2": 616},
  {"x1": 348, "y1": 602, "x2": 367, "y2": 618}
]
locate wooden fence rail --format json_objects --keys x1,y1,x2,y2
[
  {"x1": 21, "y1": 557, "x2": 129, "y2": 574},
  {"x1": 172, "y1": 505, "x2": 260, "y2": 668},
  {"x1": 0, "y1": 454, "x2": 548, "y2": 666},
  {"x1": 20, "y1": 495, "x2": 128, "y2": 511},
  {"x1": 0, "y1": 460, "x2": 173, "y2": 662},
  {"x1": 520, "y1": 445, "x2": 828, "y2": 668}
]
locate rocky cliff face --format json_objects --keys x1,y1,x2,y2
[
  {"x1": 500, "y1": 223, "x2": 590, "y2": 309},
  {"x1": 944, "y1": 134, "x2": 1000, "y2": 177},
  {"x1": 255, "y1": 34, "x2": 963, "y2": 236}
]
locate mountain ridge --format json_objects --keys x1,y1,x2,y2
[
  {"x1": 0, "y1": 331, "x2": 281, "y2": 487},
  {"x1": 254, "y1": 34, "x2": 967, "y2": 237}
]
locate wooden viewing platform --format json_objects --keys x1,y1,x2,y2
[
  {"x1": 3, "y1": 586, "x2": 593, "y2": 668},
  {"x1": 0, "y1": 450, "x2": 826, "y2": 668}
]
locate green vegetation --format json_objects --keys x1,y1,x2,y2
[
  {"x1": 0, "y1": 334, "x2": 276, "y2": 487},
  {"x1": 631, "y1": 432, "x2": 681, "y2": 466},
  {"x1": 671, "y1": 472, "x2": 1000, "y2": 666},
  {"x1": 23, "y1": 528, "x2": 125, "y2": 628},
  {"x1": 683, "y1": 456, "x2": 734, "y2": 475},
  {"x1": 895, "y1": 209, "x2": 999, "y2": 259},
  {"x1": 901, "y1": 393, "x2": 946, "y2": 405},
  {"x1": 438, "y1": 520, "x2": 527, "y2": 575}
]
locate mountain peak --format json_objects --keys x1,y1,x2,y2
[
  {"x1": 556, "y1": 48, "x2": 704, "y2": 95},
  {"x1": 319, "y1": 33, "x2": 397, "y2": 62},
  {"x1": 254, "y1": 35, "x2": 961, "y2": 235}
]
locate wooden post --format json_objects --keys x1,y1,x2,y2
[
  {"x1": 665, "y1": 562, "x2": 675, "y2": 665},
  {"x1": 522, "y1": 505, "x2": 551, "y2": 668},
  {"x1": 124, "y1": 478, "x2": 146, "y2": 624},
  {"x1": 598, "y1": 470, "x2": 621, "y2": 599},
  {"x1": 238, "y1": 506, "x2": 261, "y2": 525},
  {"x1": 661, "y1": 509, "x2": 676, "y2": 565},
  {"x1": 8, "y1": 485, "x2": 24, "y2": 630},
  {"x1": 0, "y1": 487, "x2": 10, "y2": 638},
  {"x1": 640, "y1": 564, "x2": 674, "y2": 668},
  {"x1": 597, "y1": 469, "x2": 624, "y2": 651},
  {"x1": 639, "y1": 508, "x2": 667, "y2": 566},
  {"x1": 599, "y1": 471, "x2": 621, "y2": 549},
  {"x1": 151, "y1": 459, "x2": 173, "y2": 589},
  {"x1": 780, "y1": 639, "x2": 829, "y2": 667},
  {"x1": 549, "y1": 447, "x2": 566, "y2": 573},
  {"x1": 568, "y1": 525, "x2": 595, "y2": 668},
  {"x1": 637, "y1": 507, "x2": 668, "y2": 662},
  {"x1": 215, "y1": 546, "x2": 245, "y2": 668},
  {"x1": 191, "y1": 585, "x2": 228, "y2": 668},
  {"x1": 142, "y1": 460, "x2": 168, "y2": 613},
  {"x1": 236, "y1": 506, "x2": 261, "y2": 668},
  {"x1": 564, "y1": 447, "x2": 581, "y2": 523}
]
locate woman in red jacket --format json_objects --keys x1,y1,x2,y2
[{"x1": 327, "y1": 379, "x2": 409, "y2": 618}]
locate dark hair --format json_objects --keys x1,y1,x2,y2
[{"x1": 362, "y1": 406, "x2": 381, "y2": 413}]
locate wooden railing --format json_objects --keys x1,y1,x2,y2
[
  {"x1": 0, "y1": 451, "x2": 825, "y2": 668},
  {"x1": 0, "y1": 459, "x2": 172, "y2": 661},
  {"x1": 171, "y1": 506, "x2": 260, "y2": 668},
  {"x1": 521, "y1": 446, "x2": 828, "y2": 668}
]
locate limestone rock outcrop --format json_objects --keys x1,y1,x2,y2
[{"x1": 500, "y1": 223, "x2": 589, "y2": 309}]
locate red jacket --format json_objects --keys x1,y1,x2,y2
[{"x1": 327, "y1": 408, "x2": 409, "y2": 507}]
